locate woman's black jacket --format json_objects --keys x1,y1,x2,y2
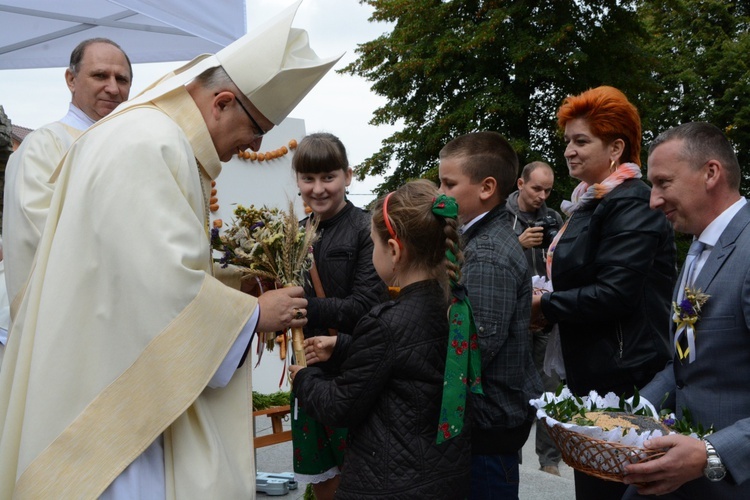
[{"x1": 540, "y1": 179, "x2": 676, "y2": 396}]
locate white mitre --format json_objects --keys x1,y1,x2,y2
[{"x1": 117, "y1": 0, "x2": 343, "y2": 124}]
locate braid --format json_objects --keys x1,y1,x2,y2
[
  {"x1": 373, "y1": 181, "x2": 481, "y2": 447},
  {"x1": 443, "y1": 216, "x2": 462, "y2": 286}
]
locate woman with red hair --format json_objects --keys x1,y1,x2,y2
[{"x1": 532, "y1": 86, "x2": 676, "y2": 499}]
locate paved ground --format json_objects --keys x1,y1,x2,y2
[{"x1": 255, "y1": 418, "x2": 576, "y2": 499}]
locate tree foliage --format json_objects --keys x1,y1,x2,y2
[
  {"x1": 641, "y1": 0, "x2": 750, "y2": 189},
  {"x1": 345, "y1": 0, "x2": 750, "y2": 201}
]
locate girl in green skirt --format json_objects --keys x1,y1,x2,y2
[{"x1": 291, "y1": 133, "x2": 386, "y2": 499}]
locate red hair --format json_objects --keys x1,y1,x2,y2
[{"x1": 556, "y1": 86, "x2": 642, "y2": 166}]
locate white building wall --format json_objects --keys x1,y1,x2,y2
[{"x1": 213, "y1": 117, "x2": 307, "y2": 395}]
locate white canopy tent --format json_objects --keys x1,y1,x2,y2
[{"x1": 0, "y1": 0, "x2": 246, "y2": 69}]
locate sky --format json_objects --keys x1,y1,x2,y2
[{"x1": 0, "y1": 0, "x2": 397, "y2": 207}]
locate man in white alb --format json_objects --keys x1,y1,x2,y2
[{"x1": 3, "y1": 38, "x2": 132, "y2": 320}]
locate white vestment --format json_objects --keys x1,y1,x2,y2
[
  {"x1": 3, "y1": 104, "x2": 94, "y2": 317},
  {"x1": 0, "y1": 258, "x2": 8, "y2": 366},
  {"x1": 1, "y1": 113, "x2": 81, "y2": 382},
  {"x1": 0, "y1": 88, "x2": 259, "y2": 498},
  {"x1": 2, "y1": 104, "x2": 93, "y2": 369}
]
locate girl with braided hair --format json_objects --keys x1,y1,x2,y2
[{"x1": 289, "y1": 179, "x2": 481, "y2": 499}]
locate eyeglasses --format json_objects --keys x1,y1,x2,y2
[
  {"x1": 235, "y1": 96, "x2": 267, "y2": 139},
  {"x1": 218, "y1": 93, "x2": 267, "y2": 139}
]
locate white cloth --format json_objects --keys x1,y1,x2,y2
[
  {"x1": 533, "y1": 275, "x2": 565, "y2": 379},
  {"x1": 0, "y1": 88, "x2": 259, "y2": 498},
  {"x1": 459, "y1": 210, "x2": 489, "y2": 233},
  {"x1": 0, "y1": 260, "x2": 8, "y2": 344},
  {"x1": 60, "y1": 103, "x2": 97, "y2": 130},
  {"x1": 2, "y1": 104, "x2": 90, "y2": 315},
  {"x1": 0, "y1": 258, "x2": 9, "y2": 367}
]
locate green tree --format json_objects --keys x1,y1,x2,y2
[
  {"x1": 640, "y1": 0, "x2": 750, "y2": 196},
  {"x1": 348, "y1": 0, "x2": 750, "y2": 205},
  {"x1": 345, "y1": 0, "x2": 655, "y2": 203}
]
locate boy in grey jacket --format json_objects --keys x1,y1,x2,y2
[{"x1": 439, "y1": 132, "x2": 542, "y2": 499}]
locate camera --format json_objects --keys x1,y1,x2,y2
[{"x1": 532, "y1": 215, "x2": 559, "y2": 249}]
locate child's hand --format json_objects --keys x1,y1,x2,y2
[
  {"x1": 304, "y1": 336, "x2": 337, "y2": 365},
  {"x1": 289, "y1": 365, "x2": 304, "y2": 385}
]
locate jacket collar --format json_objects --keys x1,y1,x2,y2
[
  {"x1": 463, "y1": 202, "x2": 507, "y2": 241},
  {"x1": 311, "y1": 199, "x2": 354, "y2": 229},
  {"x1": 693, "y1": 202, "x2": 750, "y2": 293}
]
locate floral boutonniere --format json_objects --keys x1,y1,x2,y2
[{"x1": 672, "y1": 287, "x2": 710, "y2": 363}]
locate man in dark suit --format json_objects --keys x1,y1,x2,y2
[{"x1": 623, "y1": 122, "x2": 750, "y2": 498}]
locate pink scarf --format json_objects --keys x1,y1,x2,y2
[{"x1": 545, "y1": 163, "x2": 642, "y2": 280}]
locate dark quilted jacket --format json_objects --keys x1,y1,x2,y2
[
  {"x1": 293, "y1": 280, "x2": 471, "y2": 499},
  {"x1": 302, "y1": 201, "x2": 387, "y2": 337}
]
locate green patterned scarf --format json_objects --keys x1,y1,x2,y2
[{"x1": 432, "y1": 195, "x2": 484, "y2": 444}]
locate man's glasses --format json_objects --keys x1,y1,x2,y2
[{"x1": 219, "y1": 93, "x2": 267, "y2": 139}]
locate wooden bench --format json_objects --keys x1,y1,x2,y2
[{"x1": 253, "y1": 405, "x2": 292, "y2": 448}]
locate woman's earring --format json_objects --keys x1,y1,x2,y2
[
  {"x1": 298, "y1": 192, "x2": 301, "y2": 196},
  {"x1": 609, "y1": 160, "x2": 616, "y2": 173}
]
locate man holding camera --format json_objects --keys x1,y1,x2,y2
[
  {"x1": 506, "y1": 161, "x2": 564, "y2": 476},
  {"x1": 507, "y1": 162, "x2": 562, "y2": 272}
]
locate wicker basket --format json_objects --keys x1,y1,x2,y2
[{"x1": 544, "y1": 417, "x2": 667, "y2": 482}]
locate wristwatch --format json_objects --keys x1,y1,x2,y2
[{"x1": 703, "y1": 439, "x2": 727, "y2": 482}]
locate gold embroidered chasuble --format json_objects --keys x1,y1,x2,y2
[{"x1": 0, "y1": 87, "x2": 258, "y2": 498}]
